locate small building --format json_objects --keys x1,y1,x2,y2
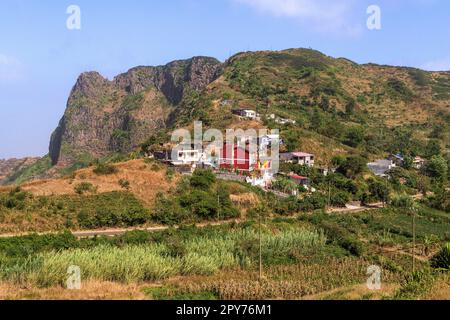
[
  {"x1": 388, "y1": 154, "x2": 405, "y2": 167},
  {"x1": 171, "y1": 144, "x2": 204, "y2": 166},
  {"x1": 368, "y1": 159, "x2": 396, "y2": 177},
  {"x1": 232, "y1": 109, "x2": 258, "y2": 120},
  {"x1": 288, "y1": 173, "x2": 310, "y2": 186},
  {"x1": 413, "y1": 156, "x2": 426, "y2": 170},
  {"x1": 280, "y1": 152, "x2": 315, "y2": 167}
]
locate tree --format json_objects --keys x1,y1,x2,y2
[
  {"x1": 424, "y1": 155, "x2": 448, "y2": 184},
  {"x1": 425, "y1": 139, "x2": 442, "y2": 158},
  {"x1": 344, "y1": 126, "x2": 365, "y2": 148},
  {"x1": 402, "y1": 155, "x2": 413, "y2": 169},
  {"x1": 190, "y1": 169, "x2": 216, "y2": 189},
  {"x1": 337, "y1": 156, "x2": 367, "y2": 179},
  {"x1": 366, "y1": 178, "x2": 390, "y2": 205}
]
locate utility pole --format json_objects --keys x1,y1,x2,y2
[
  {"x1": 259, "y1": 211, "x2": 262, "y2": 281},
  {"x1": 412, "y1": 207, "x2": 416, "y2": 273},
  {"x1": 217, "y1": 192, "x2": 220, "y2": 221},
  {"x1": 328, "y1": 180, "x2": 332, "y2": 209},
  {"x1": 384, "y1": 177, "x2": 388, "y2": 208}
]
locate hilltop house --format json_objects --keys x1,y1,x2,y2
[
  {"x1": 232, "y1": 109, "x2": 259, "y2": 120},
  {"x1": 280, "y1": 152, "x2": 315, "y2": 167},
  {"x1": 367, "y1": 159, "x2": 396, "y2": 177},
  {"x1": 171, "y1": 143, "x2": 204, "y2": 167}
]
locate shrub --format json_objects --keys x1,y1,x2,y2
[
  {"x1": 394, "y1": 269, "x2": 435, "y2": 299},
  {"x1": 118, "y1": 179, "x2": 130, "y2": 190},
  {"x1": 93, "y1": 163, "x2": 118, "y2": 175},
  {"x1": 430, "y1": 243, "x2": 450, "y2": 270},
  {"x1": 74, "y1": 182, "x2": 96, "y2": 195},
  {"x1": 330, "y1": 191, "x2": 351, "y2": 208},
  {"x1": 390, "y1": 195, "x2": 414, "y2": 209},
  {"x1": 190, "y1": 169, "x2": 216, "y2": 189},
  {"x1": 166, "y1": 168, "x2": 175, "y2": 181},
  {"x1": 301, "y1": 193, "x2": 328, "y2": 211},
  {"x1": 318, "y1": 221, "x2": 364, "y2": 257},
  {"x1": 75, "y1": 192, "x2": 151, "y2": 228}
]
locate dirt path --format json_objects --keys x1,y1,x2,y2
[
  {"x1": 0, "y1": 201, "x2": 396, "y2": 239},
  {"x1": 381, "y1": 246, "x2": 431, "y2": 262},
  {"x1": 0, "y1": 219, "x2": 242, "y2": 239}
]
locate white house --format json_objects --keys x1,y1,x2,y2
[
  {"x1": 242, "y1": 109, "x2": 257, "y2": 119},
  {"x1": 171, "y1": 144, "x2": 204, "y2": 166},
  {"x1": 413, "y1": 156, "x2": 426, "y2": 170},
  {"x1": 232, "y1": 109, "x2": 259, "y2": 120}
]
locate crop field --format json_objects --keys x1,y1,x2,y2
[{"x1": 0, "y1": 208, "x2": 448, "y2": 300}]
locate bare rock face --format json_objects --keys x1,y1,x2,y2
[{"x1": 49, "y1": 57, "x2": 222, "y2": 166}]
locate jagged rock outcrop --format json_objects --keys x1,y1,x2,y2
[{"x1": 49, "y1": 56, "x2": 222, "y2": 166}]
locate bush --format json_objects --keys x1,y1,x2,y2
[
  {"x1": 75, "y1": 192, "x2": 151, "y2": 228},
  {"x1": 118, "y1": 179, "x2": 130, "y2": 190},
  {"x1": 190, "y1": 169, "x2": 216, "y2": 189},
  {"x1": 318, "y1": 221, "x2": 364, "y2": 257},
  {"x1": 301, "y1": 193, "x2": 328, "y2": 211},
  {"x1": 330, "y1": 191, "x2": 351, "y2": 208},
  {"x1": 93, "y1": 163, "x2": 118, "y2": 176},
  {"x1": 0, "y1": 187, "x2": 31, "y2": 210},
  {"x1": 390, "y1": 195, "x2": 414, "y2": 209},
  {"x1": 74, "y1": 182, "x2": 96, "y2": 195},
  {"x1": 430, "y1": 243, "x2": 450, "y2": 270}
]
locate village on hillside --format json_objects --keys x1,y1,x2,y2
[{"x1": 143, "y1": 107, "x2": 434, "y2": 208}]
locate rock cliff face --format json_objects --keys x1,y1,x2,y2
[{"x1": 49, "y1": 57, "x2": 221, "y2": 166}]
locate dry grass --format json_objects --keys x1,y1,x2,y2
[
  {"x1": 230, "y1": 193, "x2": 260, "y2": 208},
  {"x1": 0, "y1": 281, "x2": 147, "y2": 300},
  {"x1": 302, "y1": 283, "x2": 400, "y2": 300},
  {"x1": 168, "y1": 258, "x2": 402, "y2": 300},
  {"x1": 21, "y1": 159, "x2": 178, "y2": 207}
]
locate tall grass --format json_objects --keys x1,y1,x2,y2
[
  {"x1": 10, "y1": 226, "x2": 327, "y2": 287},
  {"x1": 33, "y1": 244, "x2": 180, "y2": 286}
]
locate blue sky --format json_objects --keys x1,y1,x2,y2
[{"x1": 1, "y1": 0, "x2": 449, "y2": 158}]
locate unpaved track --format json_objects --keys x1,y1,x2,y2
[
  {"x1": 0, "y1": 202, "x2": 387, "y2": 239},
  {"x1": 0, "y1": 219, "x2": 241, "y2": 239}
]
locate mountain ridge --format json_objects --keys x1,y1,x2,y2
[{"x1": 3, "y1": 47, "x2": 449, "y2": 185}]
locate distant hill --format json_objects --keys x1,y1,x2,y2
[
  {"x1": 6, "y1": 48, "x2": 450, "y2": 184},
  {"x1": 0, "y1": 157, "x2": 40, "y2": 185}
]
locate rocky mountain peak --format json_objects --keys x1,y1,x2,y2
[{"x1": 48, "y1": 56, "x2": 223, "y2": 166}]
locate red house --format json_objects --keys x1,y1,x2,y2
[{"x1": 219, "y1": 143, "x2": 252, "y2": 171}]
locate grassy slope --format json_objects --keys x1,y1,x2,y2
[{"x1": 176, "y1": 48, "x2": 450, "y2": 163}]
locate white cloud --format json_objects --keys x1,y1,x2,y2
[
  {"x1": 421, "y1": 56, "x2": 450, "y2": 71},
  {"x1": 234, "y1": 0, "x2": 362, "y2": 36},
  {"x1": 0, "y1": 54, "x2": 25, "y2": 84}
]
